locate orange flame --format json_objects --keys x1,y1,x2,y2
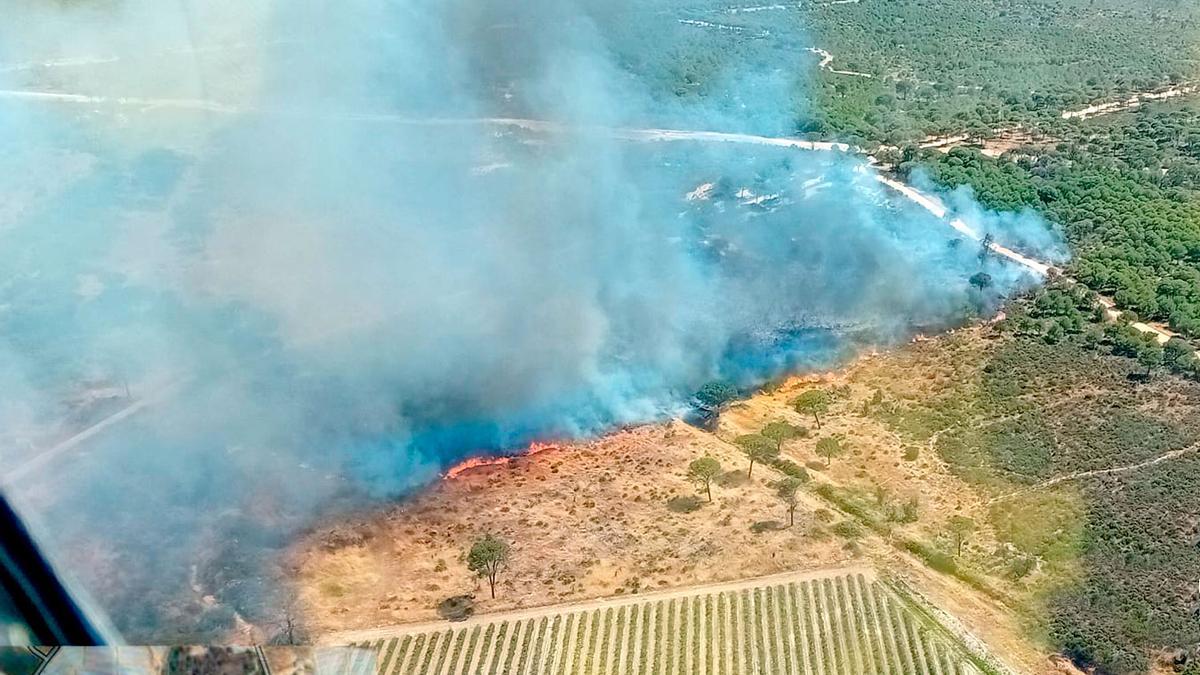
[{"x1": 442, "y1": 441, "x2": 561, "y2": 480}]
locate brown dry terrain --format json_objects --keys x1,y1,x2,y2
[{"x1": 289, "y1": 327, "x2": 1074, "y2": 674}]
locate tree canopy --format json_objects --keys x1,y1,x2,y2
[
  {"x1": 761, "y1": 421, "x2": 803, "y2": 449},
  {"x1": 815, "y1": 436, "x2": 845, "y2": 469},
  {"x1": 687, "y1": 455, "x2": 722, "y2": 502},
  {"x1": 793, "y1": 390, "x2": 832, "y2": 429},
  {"x1": 467, "y1": 534, "x2": 511, "y2": 599},
  {"x1": 776, "y1": 477, "x2": 804, "y2": 527},
  {"x1": 693, "y1": 381, "x2": 738, "y2": 411},
  {"x1": 735, "y1": 434, "x2": 780, "y2": 478}
]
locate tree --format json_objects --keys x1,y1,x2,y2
[
  {"x1": 947, "y1": 516, "x2": 975, "y2": 556},
  {"x1": 687, "y1": 456, "x2": 722, "y2": 502},
  {"x1": 467, "y1": 534, "x2": 510, "y2": 599},
  {"x1": 776, "y1": 477, "x2": 804, "y2": 527},
  {"x1": 1138, "y1": 344, "x2": 1164, "y2": 377},
  {"x1": 1044, "y1": 321, "x2": 1065, "y2": 344},
  {"x1": 815, "y1": 436, "x2": 844, "y2": 469},
  {"x1": 978, "y1": 233, "x2": 994, "y2": 261},
  {"x1": 793, "y1": 390, "x2": 831, "y2": 429},
  {"x1": 968, "y1": 272, "x2": 993, "y2": 292},
  {"x1": 736, "y1": 434, "x2": 779, "y2": 478},
  {"x1": 269, "y1": 594, "x2": 307, "y2": 645},
  {"x1": 761, "y1": 421, "x2": 800, "y2": 450},
  {"x1": 693, "y1": 381, "x2": 737, "y2": 411},
  {"x1": 1110, "y1": 324, "x2": 1145, "y2": 357},
  {"x1": 1164, "y1": 337, "x2": 1196, "y2": 372}
]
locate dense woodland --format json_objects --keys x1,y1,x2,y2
[
  {"x1": 806, "y1": 0, "x2": 1200, "y2": 141},
  {"x1": 588, "y1": 0, "x2": 1200, "y2": 141},
  {"x1": 589, "y1": 0, "x2": 1200, "y2": 337},
  {"x1": 913, "y1": 105, "x2": 1200, "y2": 337}
]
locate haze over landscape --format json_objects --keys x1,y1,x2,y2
[
  {"x1": 2, "y1": 0, "x2": 1200, "y2": 672},
  {"x1": 0, "y1": 0, "x2": 1062, "y2": 640}
]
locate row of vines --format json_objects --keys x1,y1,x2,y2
[{"x1": 349, "y1": 573, "x2": 982, "y2": 675}]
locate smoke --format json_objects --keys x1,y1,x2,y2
[{"x1": 0, "y1": 0, "x2": 1064, "y2": 641}]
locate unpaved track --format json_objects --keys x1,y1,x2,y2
[
  {"x1": 0, "y1": 87, "x2": 1055, "y2": 279},
  {"x1": 806, "y1": 47, "x2": 873, "y2": 78},
  {"x1": 3, "y1": 378, "x2": 184, "y2": 485},
  {"x1": 319, "y1": 565, "x2": 875, "y2": 645},
  {"x1": 988, "y1": 442, "x2": 1200, "y2": 504},
  {"x1": 1061, "y1": 84, "x2": 1198, "y2": 120}
]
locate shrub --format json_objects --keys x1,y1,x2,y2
[
  {"x1": 814, "y1": 483, "x2": 888, "y2": 532},
  {"x1": 832, "y1": 520, "x2": 864, "y2": 539},
  {"x1": 666, "y1": 495, "x2": 704, "y2": 513},
  {"x1": 437, "y1": 595, "x2": 475, "y2": 622},
  {"x1": 901, "y1": 538, "x2": 957, "y2": 574},
  {"x1": 716, "y1": 469, "x2": 750, "y2": 488},
  {"x1": 770, "y1": 458, "x2": 810, "y2": 481},
  {"x1": 890, "y1": 496, "x2": 920, "y2": 523},
  {"x1": 1007, "y1": 554, "x2": 1037, "y2": 580}
]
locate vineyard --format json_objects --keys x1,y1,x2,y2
[{"x1": 345, "y1": 570, "x2": 988, "y2": 675}]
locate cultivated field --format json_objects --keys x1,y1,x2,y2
[{"x1": 347, "y1": 570, "x2": 986, "y2": 675}]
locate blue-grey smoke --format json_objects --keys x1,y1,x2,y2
[{"x1": 0, "y1": 0, "x2": 1065, "y2": 641}]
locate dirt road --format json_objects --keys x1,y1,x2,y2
[
  {"x1": 318, "y1": 565, "x2": 877, "y2": 645},
  {"x1": 988, "y1": 443, "x2": 1200, "y2": 505},
  {"x1": 805, "y1": 47, "x2": 873, "y2": 78},
  {"x1": 1061, "y1": 85, "x2": 1198, "y2": 120},
  {"x1": 3, "y1": 378, "x2": 184, "y2": 486}
]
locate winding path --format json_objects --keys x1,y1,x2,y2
[
  {"x1": 806, "y1": 47, "x2": 873, "y2": 78},
  {"x1": 988, "y1": 442, "x2": 1200, "y2": 504}
]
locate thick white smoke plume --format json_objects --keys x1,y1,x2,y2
[{"x1": 0, "y1": 0, "x2": 1064, "y2": 640}]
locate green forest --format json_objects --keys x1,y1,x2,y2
[
  {"x1": 913, "y1": 104, "x2": 1200, "y2": 337},
  {"x1": 589, "y1": 0, "x2": 1200, "y2": 141},
  {"x1": 806, "y1": 0, "x2": 1200, "y2": 141}
]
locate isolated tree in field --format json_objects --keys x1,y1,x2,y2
[
  {"x1": 968, "y1": 271, "x2": 993, "y2": 292},
  {"x1": 467, "y1": 534, "x2": 510, "y2": 599},
  {"x1": 793, "y1": 390, "x2": 831, "y2": 429},
  {"x1": 736, "y1": 434, "x2": 779, "y2": 478},
  {"x1": 815, "y1": 436, "x2": 844, "y2": 469},
  {"x1": 687, "y1": 455, "x2": 722, "y2": 502},
  {"x1": 269, "y1": 592, "x2": 307, "y2": 645},
  {"x1": 947, "y1": 516, "x2": 975, "y2": 556},
  {"x1": 761, "y1": 421, "x2": 800, "y2": 450},
  {"x1": 776, "y1": 477, "x2": 804, "y2": 527}
]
